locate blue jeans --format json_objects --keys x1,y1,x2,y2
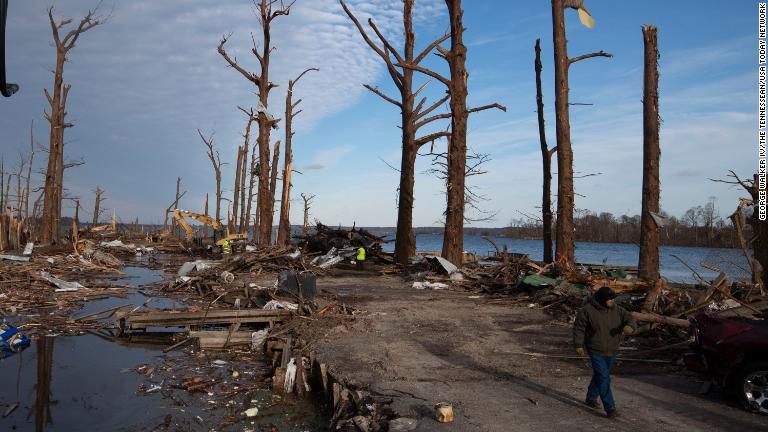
[{"x1": 587, "y1": 353, "x2": 616, "y2": 412}]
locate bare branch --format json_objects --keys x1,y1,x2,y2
[
  {"x1": 367, "y1": 18, "x2": 404, "y2": 65},
  {"x1": 340, "y1": 1, "x2": 403, "y2": 89},
  {"x1": 415, "y1": 131, "x2": 451, "y2": 147},
  {"x1": 468, "y1": 103, "x2": 507, "y2": 114},
  {"x1": 415, "y1": 113, "x2": 451, "y2": 130},
  {"x1": 568, "y1": 51, "x2": 613, "y2": 65},
  {"x1": 397, "y1": 62, "x2": 450, "y2": 86},
  {"x1": 416, "y1": 94, "x2": 450, "y2": 120},
  {"x1": 218, "y1": 34, "x2": 261, "y2": 85},
  {"x1": 363, "y1": 84, "x2": 402, "y2": 107},
  {"x1": 414, "y1": 33, "x2": 451, "y2": 64}
]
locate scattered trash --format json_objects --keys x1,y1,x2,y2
[
  {"x1": 263, "y1": 300, "x2": 298, "y2": 311},
  {"x1": 424, "y1": 255, "x2": 459, "y2": 275},
  {"x1": 220, "y1": 271, "x2": 235, "y2": 284},
  {"x1": 40, "y1": 271, "x2": 85, "y2": 292},
  {"x1": 276, "y1": 270, "x2": 316, "y2": 301},
  {"x1": 434, "y1": 402, "x2": 454, "y2": 423},
  {"x1": 284, "y1": 358, "x2": 296, "y2": 393},
  {"x1": 244, "y1": 407, "x2": 259, "y2": 417},
  {"x1": 412, "y1": 281, "x2": 448, "y2": 290},
  {"x1": 0, "y1": 254, "x2": 30, "y2": 262},
  {"x1": 22, "y1": 242, "x2": 34, "y2": 256},
  {"x1": 388, "y1": 417, "x2": 418, "y2": 431},
  {"x1": 0, "y1": 323, "x2": 31, "y2": 357},
  {"x1": 177, "y1": 260, "x2": 220, "y2": 277}
]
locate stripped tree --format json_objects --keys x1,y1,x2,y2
[
  {"x1": 301, "y1": 192, "x2": 315, "y2": 236},
  {"x1": 400, "y1": 0, "x2": 505, "y2": 264},
  {"x1": 551, "y1": 0, "x2": 611, "y2": 265},
  {"x1": 535, "y1": 39, "x2": 555, "y2": 263},
  {"x1": 711, "y1": 171, "x2": 767, "y2": 293},
  {"x1": 199, "y1": 129, "x2": 225, "y2": 224},
  {"x1": 41, "y1": 5, "x2": 105, "y2": 244},
  {"x1": 341, "y1": 0, "x2": 453, "y2": 265},
  {"x1": 218, "y1": 0, "x2": 292, "y2": 245},
  {"x1": 237, "y1": 107, "x2": 258, "y2": 237},
  {"x1": 638, "y1": 25, "x2": 661, "y2": 280},
  {"x1": 277, "y1": 67, "x2": 318, "y2": 246},
  {"x1": 231, "y1": 145, "x2": 244, "y2": 228},
  {"x1": 25, "y1": 119, "x2": 36, "y2": 220},
  {"x1": 92, "y1": 187, "x2": 104, "y2": 227}
]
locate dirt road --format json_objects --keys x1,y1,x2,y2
[{"x1": 306, "y1": 274, "x2": 767, "y2": 431}]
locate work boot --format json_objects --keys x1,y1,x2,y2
[
  {"x1": 584, "y1": 398, "x2": 600, "y2": 409},
  {"x1": 606, "y1": 409, "x2": 619, "y2": 419}
]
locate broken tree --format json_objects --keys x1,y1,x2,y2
[
  {"x1": 199, "y1": 129, "x2": 225, "y2": 224},
  {"x1": 277, "y1": 68, "x2": 318, "y2": 246},
  {"x1": 92, "y1": 187, "x2": 104, "y2": 227},
  {"x1": 218, "y1": 0, "x2": 291, "y2": 246},
  {"x1": 551, "y1": 0, "x2": 611, "y2": 264},
  {"x1": 638, "y1": 25, "x2": 661, "y2": 281},
  {"x1": 341, "y1": 0, "x2": 452, "y2": 265},
  {"x1": 41, "y1": 5, "x2": 105, "y2": 244},
  {"x1": 399, "y1": 0, "x2": 505, "y2": 265},
  {"x1": 535, "y1": 39, "x2": 554, "y2": 264}
]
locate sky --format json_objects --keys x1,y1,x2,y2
[{"x1": 0, "y1": 0, "x2": 760, "y2": 227}]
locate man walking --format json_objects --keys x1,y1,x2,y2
[{"x1": 573, "y1": 286, "x2": 636, "y2": 418}]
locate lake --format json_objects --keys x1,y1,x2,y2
[{"x1": 381, "y1": 234, "x2": 751, "y2": 284}]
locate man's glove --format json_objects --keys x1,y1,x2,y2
[
  {"x1": 575, "y1": 347, "x2": 586, "y2": 357},
  {"x1": 623, "y1": 325, "x2": 634, "y2": 335}
]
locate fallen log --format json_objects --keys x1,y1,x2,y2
[{"x1": 631, "y1": 311, "x2": 689, "y2": 328}]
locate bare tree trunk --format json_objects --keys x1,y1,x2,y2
[
  {"x1": 239, "y1": 144, "x2": 248, "y2": 233},
  {"x1": 441, "y1": 0, "x2": 469, "y2": 265},
  {"x1": 551, "y1": 0, "x2": 574, "y2": 265},
  {"x1": 638, "y1": 25, "x2": 661, "y2": 281},
  {"x1": 171, "y1": 177, "x2": 181, "y2": 233},
  {"x1": 232, "y1": 145, "x2": 243, "y2": 228},
  {"x1": 15, "y1": 157, "x2": 24, "y2": 219},
  {"x1": 41, "y1": 6, "x2": 104, "y2": 244},
  {"x1": 204, "y1": 192, "x2": 209, "y2": 216},
  {"x1": 92, "y1": 187, "x2": 103, "y2": 227},
  {"x1": 25, "y1": 120, "x2": 35, "y2": 219},
  {"x1": 535, "y1": 39, "x2": 554, "y2": 264},
  {"x1": 199, "y1": 129, "x2": 223, "y2": 224},
  {"x1": 268, "y1": 140, "x2": 280, "y2": 244},
  {"x1": 342, "y1": 0, "x2": 453, "y2": 265},
  {"x1": 301, "y1": 193, "x2": 314, "y2": 236},
  {"x1": 551, "y1": 0, "x2": 611, "y2": 265},
  {"x1": 0, "y1": 158, "x2": 4, "y2": 212},
  {"x1": 218, "y1": 1, "x2": 290, "y2": 245},
  {"x1": 244, "y1": 119, "x2": 257, "y2": 237},
  {"x1": 277, "y1": 68, "x2": 318, "y2": 246}
]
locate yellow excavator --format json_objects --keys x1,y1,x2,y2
[{"x1": 172, "y1": 209, "x2": 247, "y2": 247}]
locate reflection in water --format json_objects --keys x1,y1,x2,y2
[{"x1": 32, "y1": 336, "x2": 54, "y2": 432}]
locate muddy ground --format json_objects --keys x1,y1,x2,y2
[{"x1": 301, "y1": 272, "x2": 768, "y2": 432}]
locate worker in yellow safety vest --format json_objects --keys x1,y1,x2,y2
[
  {"x1": 356, "y1": 246, "x2": 366, "y2": 270},
  {"x1": 222, "y1": 239, "x2": 232, "y2": 255}
]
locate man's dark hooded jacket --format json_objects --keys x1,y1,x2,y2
[{"x1": 573, "y1": 296, "x2": 637, "y2": 356}]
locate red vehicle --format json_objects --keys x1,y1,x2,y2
[{"x1": 684, "y1": 311, "x2": 768, "y2": 415}]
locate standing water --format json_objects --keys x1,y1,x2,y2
[{"x1": 0, "y1": 266, "x2": 325, "y2": 431}]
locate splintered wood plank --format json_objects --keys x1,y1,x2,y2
[{"x1": 117, "y1": 308, "x2": 291, "y2": 329}]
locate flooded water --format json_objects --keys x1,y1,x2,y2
[
  {"x1": 0, "y1": 266, "x2": 326, "y2": 431},
  {"x1": 381, "y1": 234, "x2": 751, "y2": 283}
]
